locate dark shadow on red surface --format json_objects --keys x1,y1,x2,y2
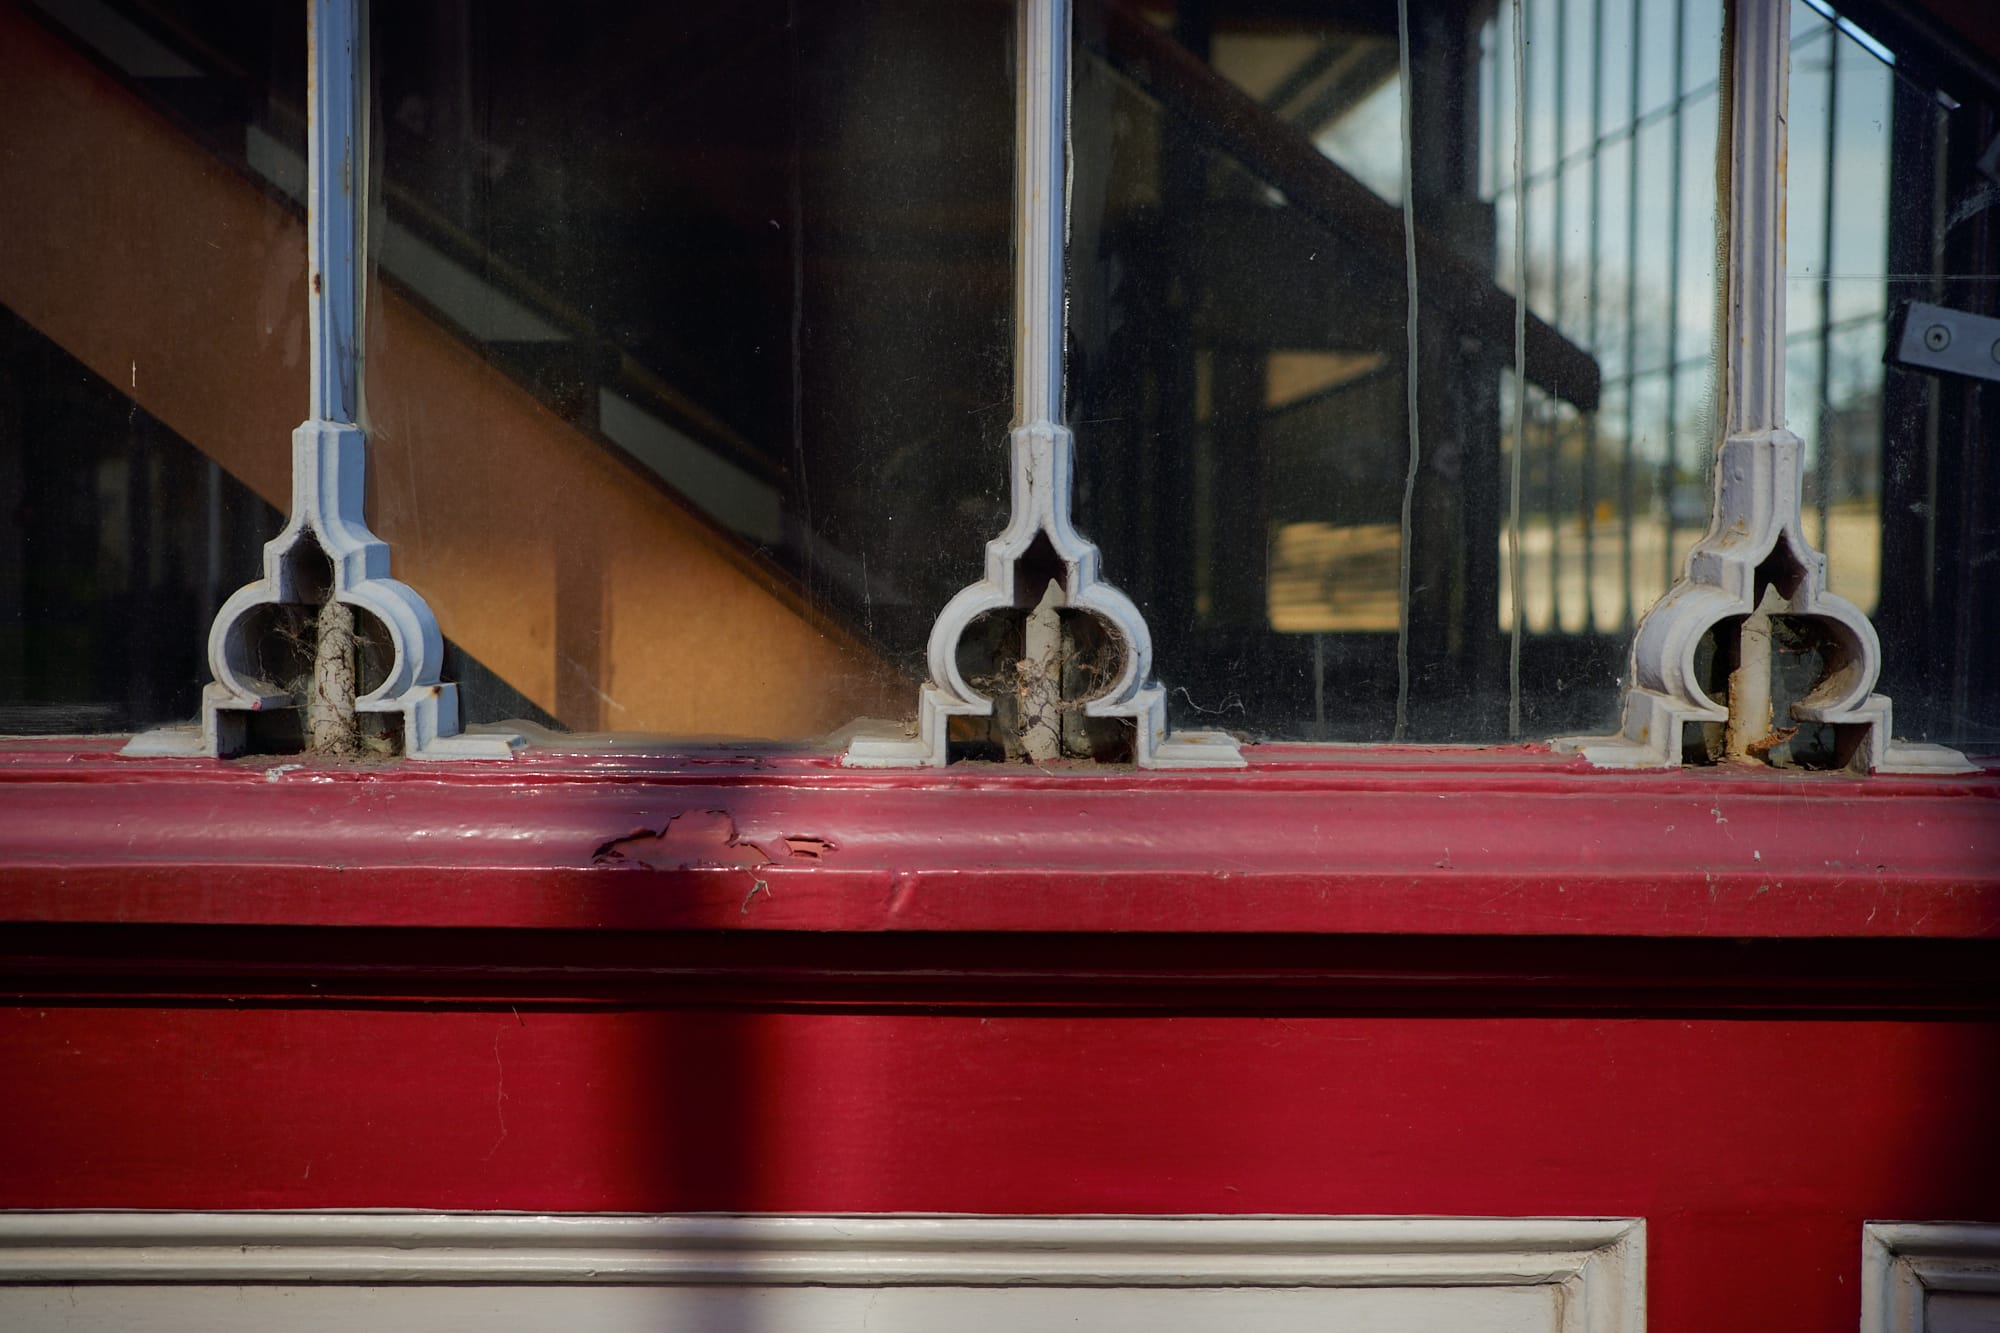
[{"x1": 3, "y1": 921, "x2": 2000, "y2": 1329}]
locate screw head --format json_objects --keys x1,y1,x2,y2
[
  {"x1": 1991, "y1": 338, "x2": 2000, "y2": 365},
  {"x1": 1924, "y1": 323, "x2": 1952, "y2": 352}
]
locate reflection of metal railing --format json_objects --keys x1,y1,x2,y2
[{"x1": 1090, "y1": 0, "x2": 1602, "y2": 412}]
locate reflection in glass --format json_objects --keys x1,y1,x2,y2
[
  {"x1": 1787, "y1": 1, "x2": 2000, "y2": 748},
  {"x1": 6, "y1": 0, "x2": 1992, "y2": 752},
  {"x1": 1071, "y1": 0, "x2": 1721, "y2": 741},
  {"x1": 0, "y1": 0, "x2": 301, "y2": 734},
  {"x1": 364, "y1": 1, "x2": 1016, "y2": 739}
]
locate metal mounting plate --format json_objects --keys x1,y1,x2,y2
[{"x1": 1888, "y1": 300, "x2": 2000, "y2": 386}]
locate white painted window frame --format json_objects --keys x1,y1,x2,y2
[
  {"x1": 1863, "y1": 1222, "x2": 2000, "y2": 1333},
  {"x1": 0, "y1": 1211, "x2": 1646, "y2": 1333}
]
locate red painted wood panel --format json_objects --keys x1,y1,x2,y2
[
  {"x1": 2, "y1": 1005, "x2": 1995, "y2": 1330},
  {"x1": 4, "y1": 742, "x2": 1997, "y2": 937},
  {"x1": 5, "y1": 743, "x2": 1997, "y2": 1328}
]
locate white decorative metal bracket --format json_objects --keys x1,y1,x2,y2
[
  {"x1": 1561, "y1": 0, "x2": 1968, "y2": 774},
  {"x1": 1562, "y1": 430, "x2": 1970, "y2": 771},
  {"x1": 844, "y1": 0, "x2": 1241, "y2": 770},
  {"x1": 125, "y1": 0, "x2": 515, "y2": 761},
  {"x1": 844, "y1": 421, "x2": 1242, "y2": 769}
]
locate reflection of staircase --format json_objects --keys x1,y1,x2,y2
[
  {"x1": 2, "y1": 1, "x2": 901, "y2": 737},
  {"x1": 15, "y1": 0, "x2": 1608, "y2": 743},
  {"x1": 1097, "y1": 0, "x2": 1601, "y2": 411},
  {"x1": 235, "y1": 123, "x2": 793, "y2": 547},
  {"x1": 1067, "y1": 1, "x2": 1615, "y2": 738},
  {"x1": 33, "y1": 0, "x2": 798, "y2": 549}
]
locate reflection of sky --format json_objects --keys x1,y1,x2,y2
[
  {"x1": 1218, "y1": 0, "x2": 1904, "y2": 491},
  {"x1": 1314, "y1": 76, "x2": 1403, "y2": 204},
  {"x1": 1784, "y1": 6, "x2": 1897, "y2": 508},
  {"x1": 1473, "y1": 0, "x2": 1895, "y2": 463},
  {"x1": 1200, "y1": 0, "x2": 1926, "y2": 643},
  {"x1": 1787, "y1": 19, "x2": 1894, "y2": 330},
  {"x1": 1478, "y1": 0, "x2": 1725, "y2": 379}
]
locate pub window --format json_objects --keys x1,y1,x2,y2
[{"x1": 1, "y1": 0, "x2": 1992, "y2": 771}]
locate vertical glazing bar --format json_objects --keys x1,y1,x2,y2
[
  {"x1": 1509, "y1": 0, "x2": 1528, "y2": 737},
  {"x1": 1814, "y1": 20, "x2": 1840, "y2": 546},
  {"x1": 132, "y1": 0, "x2": 519, "y2": 760},
  {"x1": 1724, "y1": 0, "x2": 1790, "y2": 436},
  {"x1": 1393, "y1": 0, "x2": 1421, "y2": 743},
  {"x1": 1559, "y1": 0, "x2": 1962, "y2": 772},
  {"x1": 1618, "y1": 0, "x2": 1643, "y2": 628},
  {"x1": 1717, "y1": 0, "x2": 1792, "y2": 757},
  {"x1": 1015, "y1": 0, "x2": 1067, "y2": 431},
  {"x1": 1658, "y1": 0, "x2": 1688, "y2": 589},
  {"x1": 1548, "y1": 0, "x2": 1567, "y2": 632},
  {"x1": 846, "y1": 0, "x2": 1240, "y2": 768},
  {"x1": 307, "y1": 0, "x2": 362, "y2": 427},
  {"x1": 1581, "y1": 0, "x2": 1606, "y2": 631}
]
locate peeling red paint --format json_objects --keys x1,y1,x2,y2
[
  {"x1": 591, "y1": 811, "x2": 771, "y2": 870},
  {"x1": 0, "y1": 740, "x2": 1992, "y2": 937}
]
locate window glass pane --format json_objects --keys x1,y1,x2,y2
[
  {"x1": 1786, "y1": 1, "x2": 2000, "y2": 749},
  {"x1": 1069, "y1": 0, "x2": 1721, "y2": 741},
  {"x1": 11, "y1": 0, "x2": 1992, "y2": 758},
  {"x1": 1, "y1": 0, "x2": 301, "y2": 735},
  {"x1": 365, "y1": 0, "x2": 1015, "y2": 740}
]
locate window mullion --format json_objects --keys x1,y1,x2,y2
[
  {"x1": 845, "y1": 0, "x2": 1242, "y2": 769},
  {"x1": 126, "y1": 0, "x2": 515, "y2": 762},
  {"x1": 1723, "y1": 0, "x2": 1789, "y2": 439},
  {"x1": 307, "y1": 0, "x2": 361, "y2": 431},
  {"x1": 1015, "y1": 0, "x2": 1065, "y2": 439},
  {"x1": 1562, "y1": 0, "x2": 1968, "y2": 774}
]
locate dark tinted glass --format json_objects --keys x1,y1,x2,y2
[
  {"x1": 1069, "y1": 0, "x2": 1722, "y2": 742},
  {"x1": 1, "y1": 0, "x2": 301, "y2": 734},
  {"x1": 364, "y1": 0, "x2": 1016, "y2": 738}
]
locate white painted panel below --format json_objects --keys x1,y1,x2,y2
[
  {"x1": 1, "y1": 1282, "x2": 1563, "y2": 1333},
  {"x1": 0, "y1": 1212, "x2": 1645, "y2": 1333},
  {"x1": 1863, "y1": 1223, "x2": 2000, "y2": 1333},
  {"x1": 1927, "y1": 1292, "x2": 2000, "y2": 1333}
]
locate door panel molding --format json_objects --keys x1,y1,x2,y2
[{"x1": 0, "y1": 1211, "x2": 1645, "y2": 1332}]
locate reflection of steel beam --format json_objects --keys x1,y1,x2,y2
[
  {"x1": 1095, "y1": 0, "x2": 1602, "y2": 411},
  {"x1": 1286, "y1": 40, "x2": 1401, "y2": 134},
  {"x1": 1262, "y1": 37, "x2": 1349, "y2": 113},
  {"x1": 1190, "y1": 202, "x2": 1401, "y2": 347}
]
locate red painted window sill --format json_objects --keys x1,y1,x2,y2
[{"x1": 0, "y1": 738, "x2": 1995, "y2": 939}]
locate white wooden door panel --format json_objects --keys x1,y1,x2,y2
[
  {"x1": 0, "y1": 1212, "x2": 1645, "y2": 1333},
  {"x1": 1864, "y1": 1224, "x2": 2000, "y2": 1333},
  {"x1": 2, "y1": 1282, "x2": 1564, "y2": 1333}
]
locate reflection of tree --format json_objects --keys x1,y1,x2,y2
[
  {"x1": 1499, "y1": 334, "x2": 1887, "y2": 527},
  {"x1": 1500, "y1": 380, "x2": 1715, "y2": 524},
  {"x1": 1490, "y1": 242, "x2": 1728, "y2": 526},
  {"x1": 1811, "y1": 387, "x2": 1883, "y2": 507},
  {"x1": 1507, "y1": 248, "x2": 1693, "y2": 384}
]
